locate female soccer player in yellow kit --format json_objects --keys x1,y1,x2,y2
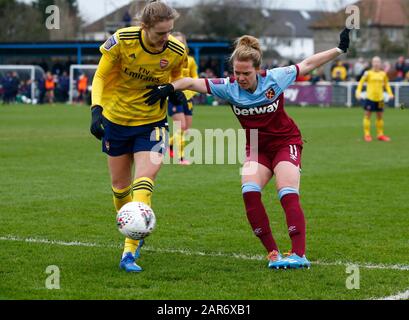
[
  {"x1": 356, "y1": 56, "x2": 394, "y2": 142},
  {"x1": 167, "y1": 32, "x2": 199, "y2": 165},
  {"x1": 90, "y1": 1, "x2": 187, "y2": 273}
]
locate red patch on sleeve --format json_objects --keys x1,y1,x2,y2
[
  {"x1": 210, "y1": 79, "x2": 225, "y2": 85},
  {"x1": 204, "y1": 79, "x2": 211, "y2": 94}
]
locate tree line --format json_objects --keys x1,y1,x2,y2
[{"x1": 0, "y1": 0, "x2": 82, "y2": 41}]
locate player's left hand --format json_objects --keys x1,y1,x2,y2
[
  {"x1": 144, "y1": 84, "x2": 175, "y2": 107},
  {"x1": 338, "y1": 28, "x2": 351, "y2": 53},
  {"x1": 90, "y1": 105, "x2": 105, "y2": 141},
  {"x1": 169, "y1": 91, "x2": 187, "y2": 107}
]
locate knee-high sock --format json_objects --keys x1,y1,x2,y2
[
  {"x1": 279, "y1": 188, "x2": 306, "y2": 257},
  {"x1": 242, "y1": 183, "x2": 278, "y2": 253},
  {"x1": 363, "y1": 116, "x2": 371, "y2": 136},
  {"x1": 112, "y1": 185, "x2": 140, "y2": 256},
  {"x1": 132, "y1": 177, "x2": 154, "y2": 207},
  {"x1": 112, "y1": 185, "x2": 133, "y2": 212},
  {"x1": 376, "y1": 118, "x2": 384, "y2": 137}
]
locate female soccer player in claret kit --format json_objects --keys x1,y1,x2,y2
[
  {"x1": 144, "y1": 29, "x2": 351, "y2": 269},
  {"x1": 90, "y1": 0, "x2": 187, "y2": 273}
]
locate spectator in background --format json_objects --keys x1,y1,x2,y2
[
  {"x1": 37, "y1": 75, "x2": 46, "y2": 104},
  {"x1": 20, "y1": 80, "x2": 31, "y2": 98},
  {"x1": 10, "y1": 72, "x2": 20, "y2": 102},
  {"x1": 353, "y1": 57, "x2": 366, "y2": 81},
  {"x1": 1, "y1": 72, "x2": 13, "y2": 104},
  {"x1": 45, "y1": 72, "x2": 55, "y2": 104},
  {"x1": 76, "y1": 73, "x2": 89, "y2": 104},
  {"x1": 16, "y1": 80, "x2": 32, "y2": 104},
  {"x1": 58, "y1": 71, "x2": 70, "y2": 103},
  {"x1": 394, "y1": 56, "x2": 408, "y2": 82},
  {"x1": 331, "y1": 60, "x2": 348, "y2": 82},
  {"x1": 310, "y1": 66, "x2": 325, "y2": 84}
]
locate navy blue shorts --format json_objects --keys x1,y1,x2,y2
[
  {"x1": 102, "y1": 117, "x2": 169, "y2": 157},
  {"x1": 168, "y1": 100, "x2": 193, "y2": 117},
  {"x1": 363, "y1": 99, "x2": 385, "y2": 112}
]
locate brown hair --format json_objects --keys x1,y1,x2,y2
[
  {"x1": 230, "y1": 35, "x2": 262, "y2": 68},
  {"x1": 137, "y1": 1, "x2": 179, "y2": 28}
]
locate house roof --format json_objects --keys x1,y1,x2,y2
[
  {"x1": 83, "y1": 3, "x2": 132, "y2": 33},
  {"x1": 311, "y1": 0, "x2": 409, "y2": 28},
  {"x1": 261, "y1": 10, "x2": 323, "y2": 37}
]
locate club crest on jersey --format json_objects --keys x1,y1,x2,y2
[
  {"x1": 160, "y1": 59, "x2": 169, "y2": 69},
  {"x1": 104, "y1": 35, "x2": 118, "y2": 51},
  {"x1": 265, "y1": 88, "x2": 275, "y2": 100}
]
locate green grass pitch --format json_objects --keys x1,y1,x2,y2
[{"x1": 0, "y1": 104, "x2": 408, "y2": 300}]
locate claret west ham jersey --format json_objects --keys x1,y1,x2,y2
[{"x1": 205, "y1": 65, "x2": 303, "y2": 151}]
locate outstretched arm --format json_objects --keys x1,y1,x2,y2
[
  {"x1": 298, "y1": 28, "x2": 350, "y2": 76},
  {"x1": 172, "y1": 77, "x2": 208, "y2": 94},
  {"x1": 144, "y1": 77, "x2": 208, "y2": 106}
]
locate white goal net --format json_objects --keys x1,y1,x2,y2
[
  {"x1": 69, "y1": 64, "x2": 97, "y2": 104},
  {"x1": 0, "y1": 65, "x2": 45, "y2": 104}
]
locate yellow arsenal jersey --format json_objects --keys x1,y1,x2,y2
[
  {"x1": 92, "y1": 26, "x2": 188, "y2": 126},
  {"x1": 356, "y1": 70, "x2": 394, "y2": 102}
]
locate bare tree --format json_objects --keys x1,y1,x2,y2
[
  {"x1": 48, "y1": 0, "x2": 83, "y2": 40},
  {"x1": 175, "y1": 0, "x2": 269, "y2": 40},
  {"x1": 0, "y1": 0, "x2": 49, "y2": 42}
]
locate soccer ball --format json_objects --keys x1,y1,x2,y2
[{"x1": 116, "y1": 202, "x2": 156, "y2": 240}]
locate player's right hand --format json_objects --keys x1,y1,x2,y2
[
  {"x1": 338, "y1": 28, "x2": 350, "y2": 53},
  {"x1": 144, "y1": 84, "x2": 175, "y2": 107},
  {"x1": 90, "y1": 105, "x2": 105, "y2": 140}
]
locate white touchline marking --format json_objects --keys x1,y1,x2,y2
[
  {"x1": 372, "y1": 289, "x2": 409, "y2": 300},
  {"x1": 1, "y1": 235, "x2": 409, "y2": 271}
]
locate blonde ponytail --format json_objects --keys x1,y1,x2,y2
[{"x1": 230, "y1": 35, "x2": 262, "y2": 68}]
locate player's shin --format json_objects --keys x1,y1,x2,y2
[
  {"x1": 112, "y1": 185, "x2": 133, "y2": 212},
  {"x1": 132, "y1": 177, "x2": 154, "y2": 207},
  {"x1": 376, "y1": 118, "x2": 385, "y2": 137},
  {"x1": 242, "y1": 182, "x2": 279, "y2": 253},
  {"x1": 112, "y1": 185, "x2": 140, "y2": 257},
  {"x1": 363, "y1": 116, "x2": 371, "y2": 137},
  {"x1": 278, "y1": 188, "x2": 306, "y2": 257}
]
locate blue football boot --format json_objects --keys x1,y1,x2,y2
[
  {"x1": 278, "y1": 253, "x2": 311, "y2": 269},
  {"x1": 119, "y1": 240, "x2": 144, "y2": 273},
  {"x1": 119, "y1": 252, "x2": 143, "y2": 273}
]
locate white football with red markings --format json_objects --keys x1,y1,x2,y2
[{"x1": 116, "y1": 202, "x2": 156, "y2": 240}]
